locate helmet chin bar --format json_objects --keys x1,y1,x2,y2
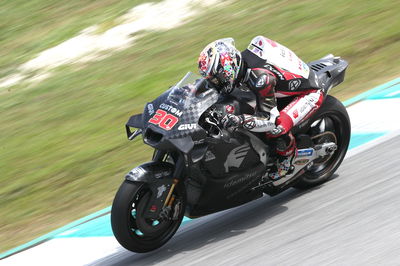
[
  {"x1": 210, "y1": 79, "x2": 233, "y2": 95},
  {"x1": 210, "y1": 71, "x2": 234, "y2": 94},
  {"x1": 222, "y1": 82, "x2": 234, "y2": 94}
]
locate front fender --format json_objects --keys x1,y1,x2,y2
[
  {"x1": 125, "y1": 161, "x2": 174, "y2": 182},
  {"x1": 125, "y1": 161, "x2": 175, "y2": 219}
]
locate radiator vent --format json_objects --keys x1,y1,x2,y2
[{"x1": 311, "y1": 63, "x2": 327, "y2": 71}]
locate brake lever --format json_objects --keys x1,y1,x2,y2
[
  {"x1": 205, "y1": 117, "x2": 223, "y2": 139},
  {"x1": 205, "y1": 117, "x2": 218, "y2": 127}
]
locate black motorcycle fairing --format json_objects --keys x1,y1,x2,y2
[
  {"x1": 182, "y1": 125, "x2": 271, "y2": 216},
  {"x1": 308, "y1": 56, "x2": 348, "y2": 94},
  {"x1": 201, "y1": 139, "x2": 261, "y2": 177},
  {"x1": 112, "y1": 52, "x2": 351, "y2": 253},
  {"x1": 126, "y1": 113, "x2": 143, "y2": 140},
  {"x1": 125, "y1": 161, "x2": 175, "y2": 219},
  {"x1": 186, "y1": 162, "x2": 266, "y2": 217},
  {"x1": 140, "y1": 74, "x2": 219, "y2": 154},
  {"x1": 126, "y1": 113, "x2": 143, "y2": 129}
]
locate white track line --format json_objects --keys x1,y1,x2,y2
[{"x1": 345, "y1": 129, "x2": 400, "y2": 159}]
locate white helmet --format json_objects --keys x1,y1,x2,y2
[{"x1": 198, "y1": 38, "x2": 242, "y2": 94}]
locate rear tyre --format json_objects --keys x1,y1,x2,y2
[
  {"x1": 111, "y1": 180, "x2": 186, "y2": 253},
  {"x1": 294, "y1": 95, "x2": 351, "y2": 189}
]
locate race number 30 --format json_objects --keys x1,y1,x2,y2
[{"x1": 148, "y1": 109, "x2": 179, "y2": 130}]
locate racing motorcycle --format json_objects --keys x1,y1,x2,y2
[{"x1": 111, "y1": 54, "x2": 350, "y2": 253}]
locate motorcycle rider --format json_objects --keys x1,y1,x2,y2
[{"x1": 198, "y1": 36, "x2": 324, "y2": 180}]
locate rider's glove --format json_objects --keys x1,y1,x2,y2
[
  {"x1": 267, "y1": 111, "x2": 289, "y2": 137},
  {"x1": 221, "y1": 114, "x2": 243, "y2": 130},
  {"x1": 268, "y1": 124, "x2": 288, "y2": 137},
  {"x1": 270, "y1": 125, "x2": 285, "y2": 135}
]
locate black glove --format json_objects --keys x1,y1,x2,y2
[{"x1": 221, "y1": 114, "x2": 243, "y2": 130}]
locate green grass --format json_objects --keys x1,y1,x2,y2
[
  {"x1": 0, "y1": 0, "x2": 160, "y2": 76},
  {"x1": 1, "y1": 0, "x2": 400, "y2": 253}
]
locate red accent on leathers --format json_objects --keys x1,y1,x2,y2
[
  {"x1": 275, "y1": 90, "x2": 325, "y2": 137},
  {"x1": 273, "y1": 65, "x2": 303, "y2": 80},
  {"x1": 252, "y1": 68, "x2": 275, "y2": 98},
  {"x1": 252, "y1": 68, "x2": 275, "y2": 76},
  {"x1": 260, "y1": 83, "x2": 273, "y2": 97},
  {"x1": 275, "y1": 89, "x2": 320, "y2": 97},
  {"x1": 275, "y1": 113, "x2": 293, "y2": 136},
  {"x1": 265, "y1": 38, "x2": 278, "y2": 48}
]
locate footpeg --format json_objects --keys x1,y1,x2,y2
[{"x1": 271, "y1": 142, "x2": 337, "y2": 186}]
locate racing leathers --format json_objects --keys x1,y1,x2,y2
[
  {"x1": 237, "y1": 54, "x2": 324, "y2": 136},
  {"x1": 225, "y1": 36, "x2": 324, "y2": 179}
]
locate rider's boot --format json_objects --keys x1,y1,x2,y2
[{"x1": 269, "y1": 133, "x2": 297, "y2": 180}]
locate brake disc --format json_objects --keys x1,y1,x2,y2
[{"x1": 136, "y1": 191, "x2": 171, "y2": 236}]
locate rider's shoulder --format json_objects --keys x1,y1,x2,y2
[
  {"x1": 247, "y1": 36, "x2": 280, "y2": 56},
  {"x1": 244, "y1": 67, "x2": 277, "y2": 89}
]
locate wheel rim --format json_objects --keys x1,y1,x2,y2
[
  {"x1": 304, "y1": 112, "x2": 349, "y2": 181},
  {"x1": 135, "y1": 191, "x2": 172, "y2": 236},
  {"x1": 126, "y1": 186, "x2": 183, "y2": 243}
]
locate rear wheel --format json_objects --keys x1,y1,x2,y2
[
  {"x1": 111, "y1": 180, "x2": 186, "y2": 253},
  {"x1": 294, "y1": 95, "x2": 351, "y2": 189}
]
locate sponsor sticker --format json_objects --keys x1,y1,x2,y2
[
  {"x1": 159, "y1": 103, "x2": 183, "y2": 117},
  {"x1": 225, "y1": 104, "x2": 235, "y2": 114},
  {"x1": 243, "y1": 115, "x2": 256, "y2": 130},
  {"x1": 293, "y1": 109, "x2": 299, "y2": 119},
  {"x1": 297, "y1": 149, "x2": 313, "y2": 157},
  {"x1": 157, "y1": 185, "x2": 167, "y2": 198},
  {"x1": 147, "y1": 103, "x2": 154, "y2": 115},
  {"x1": 125, "y1": 167, "x2": 145, "y2": 181},
  {"x1": 256, "y1": 75, "x2": 267, "y2": 87},
  {"x1": 289, "y1": 79, "x2": 301, "y2": 91},
  {"x1": 178, "y1": 123, "x2": 197, "y2": 130}
]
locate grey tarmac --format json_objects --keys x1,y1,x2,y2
[{"x1": 91, "y1": 135, "x2": 400, "y2": 266}]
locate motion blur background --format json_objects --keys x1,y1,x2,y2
[{"x1": 1, "y1": 0, "x2": 399, "y2": 253}]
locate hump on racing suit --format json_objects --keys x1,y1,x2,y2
[{"x1": 242, "y1": 36, "x2": 321, "y2": 94}]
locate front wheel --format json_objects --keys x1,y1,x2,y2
[
  {"x1": 111, "y1": 180, "x2": 186, "y2": 253},
  {"x1": 294, "y1": 95, "x2": 351, "y2": 189}
]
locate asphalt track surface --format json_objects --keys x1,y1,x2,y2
[{"x1": 90, "y1": 134, "x2": 400, "y2": 266}]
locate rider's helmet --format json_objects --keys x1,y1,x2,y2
[{"x1": 198, "y1": 38, "x2": 242, "y2": 94}]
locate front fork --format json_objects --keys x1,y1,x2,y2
[{"x1": 152, "y1": 150, "x2": 185, "y2": 220}]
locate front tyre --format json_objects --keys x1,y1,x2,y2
[
  {"x1": 111, "y1": 180, "x2": 186, "y2": 253},
  {"x1": 294, "y1": 95, "x2": 351, "y2": 189}
]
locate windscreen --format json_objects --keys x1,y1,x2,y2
[{"x1": 166, "y1": 72, "x2": 208, "y2": 108}]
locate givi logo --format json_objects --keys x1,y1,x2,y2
[{"x1": 178, "y1": 123, "x2": 197, "y2": 130}]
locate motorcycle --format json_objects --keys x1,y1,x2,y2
[{"x1": 111, "y1": 54, "x2": 350, "y2": 253}]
